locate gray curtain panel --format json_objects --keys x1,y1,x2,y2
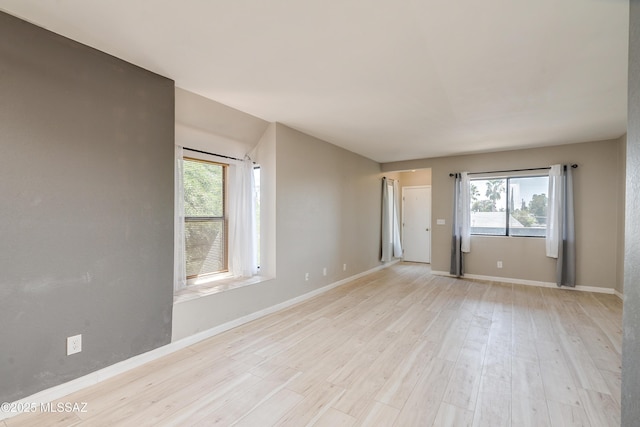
[
  {"x1": 450, "y1": 173, "x2": 464, "y2": 277},
  {"x1": 557, "y1": 165, "x2": 576, "y2": 287}
]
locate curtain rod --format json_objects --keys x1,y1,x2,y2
[
  {"x1": 449, "y1": 164, "x2": 578, "y2": 177},
  {"x1": 184, "y1": 147, "x2": 245, "y2": 162}
]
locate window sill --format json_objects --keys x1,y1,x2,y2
[
  {"x1": 471, "y1": 234, "x2": 546, "y2": 239},
  {"x1": 173, "y1": 274, "x2": 271, "y2": 304}
]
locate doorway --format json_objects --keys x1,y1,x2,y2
[{"x1": 402, "y1": 186, "x2": 432, "y2": 263}]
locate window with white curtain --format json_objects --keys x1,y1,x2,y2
[{"x1": 175, "y1": 147, "x2": 261, "y2": 292}]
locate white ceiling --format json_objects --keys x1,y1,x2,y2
[{"x1": 0, "y1": 0, "x2": 629, "y2": 163}]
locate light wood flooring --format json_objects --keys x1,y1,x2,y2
[{"x1": 4, "y1": 263, "x2": 622, "y2": 426}]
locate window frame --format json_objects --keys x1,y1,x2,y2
[
  {"x1": 183, "y1": 156, "x2": 229, "y2": 280},
  {"x1": 469, "y1": 173, "x2": 548, "y2": 238}
]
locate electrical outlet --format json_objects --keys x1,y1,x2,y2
[
  {"x1": 343, "y1": 264, "x2": 347, "y2": 271},
  {"x1": 305, "y1": 273, "x2": 309, "y2": 281},
  {"x1": 323, "y1": 267, "x2": 327, "y2": 276},
  {"x1": 497, "y1": 261, "x2": 503, "y2": 269},
  {"x1": 67, "y1": 334, "x2": 82, "y2": 355}
]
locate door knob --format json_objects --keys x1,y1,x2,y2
[{"x1": 426, "y1": 228, "x2": 430, "y2": 231}]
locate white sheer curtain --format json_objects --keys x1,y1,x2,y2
[
  {"x1": 546, "y1": 165, "x2": 562, "y2": 258},
  {"x1": 450, "y1": 172, "x2": 471, "y2": 276},
  {"x1": 174, "y1": 145, "x2": 187, "y2": 292},
  {"x1": 228, "y1": 156, "x2": 257, "y2": 277},
  {"x1": 392, "y1": 180, "x2": 403, "y2": 257},
  {"x1": 381, "y1": 177, "x2": 402, "y2": 262},
  {"x1": 546, "y1": 164, "x2": 576, "y2": 287}
]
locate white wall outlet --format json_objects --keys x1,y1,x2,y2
[
  {"x1": 497, "y1": 261, "x2": 503, "y2": 269},
  {"x1": 305, "y1": 273, "x2": 309, "y2": 281},
  {"x1": 343, "y1": 263, "x2": 347, "y2": 271},
  {"x1": 437, "y1": 219, "x2": 446, "y2": 225},
  {"x1": 67, "y1": 334, "x2": 82, "y2": 355},
  {"x1": 323, "y1": 267, "x2": 327, "y2": 276}
]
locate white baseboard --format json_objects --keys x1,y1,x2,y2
[
  {"x1": 431, "y1": 270, "x2": 617, "y2": 295},
  {"x1": 0, "y1": 260, "x2": 398, "y2": 421},
  {"x1": 614, "y1": 289, "x2": 624, "y2": 300}
]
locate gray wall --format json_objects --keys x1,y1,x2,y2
[
  {"x1": 398, "y1": 169, "x2": 432, "y2": 187},
  {"x1": 275, "y1": 124, "x2": 383, "y2": 284},
  {"x1": 175, "y1": 87, "x2": 269, "y2": 159},
  {"x1": 623, "y1": 1, "x2": 640, "y2": 424},
  {"x1": 172, "y1": 123, "x2": 384, "y2": 340},
  {"x1": 617, "y1": 133, "x2": 627, "y2": 295},
  {"x1": 383, "y1": 138, "x2": 624, "y2": 289},
  {"x1": 0, "y1": 12, "x2": 175, "y2": 402}
]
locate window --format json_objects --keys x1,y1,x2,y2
[
  {"x1": 183, "y1": 158, "x2": 227, "y2": 278},
  {"x1": 470, "y1": 175, "x2": 548, "y2": 237}
]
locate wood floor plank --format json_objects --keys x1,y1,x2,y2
[
  {"x1": 511, "y1": 397, "x2": 551, "y2": 427},
  {"x1": 327, "y1": 329, "x2": 399, "y2": 386},
  {"x1": 374, "y1": 337, "x2": 434, "y2": 409},
  {"x1": 249, "y1": 361, "x2": 300, "y2": 381},
  {"x1": 274, "y1": 382, "x2": 346, "y2": 427},
  {"x1": 435, "y1": 313, "x2": 472, "y2": 362},
  {"x1": 575, "y1": 292, "x2": 622, "y2": 329},
  {"x1": 589, "y1": 314, "x2": 622, "y2": 355},
  {"x1": 188, "y1": 374, "x2": 299, "y2": 426},
  {"x1": 332, "y1": 392, "x2": 379, "y2": 422},
  {"x1": 268, "y1": 323, "x2": 354, "y2": 372},
  {"x1": 233, "y1": 387, "x2": 304, "y2": 427},
  {"x1": 102, "y1": 370, "x2": 262, "y2": 427},
  {"x1": 5, "y1": 411, "x2": 81, "y2": 427},
  {"x1": 556, "y1": 334, "x2": 611, "y2": 394},
  {"x1": 512, "y1": 358, "x2": 546, "y2": 401},
  {"x1": 481, "y1": 339, "x2": 511, "y2": 384},
  {"x1": 472, "y1": 391, "x2": 510, "y2": 427},
  {"x1": 3, "y1": 263, "x2": 621, "y2": 427},
  {"x1": 537, "y1": 341, "x2": 582, "y2": 407},
  {"x1": 239, "y1": 317, "x2": 327, "y2": 359},
  {"x1": 591, "y1": 293, "x2": 623, "y2": 326},
  {"x1": 355, "y1": 401, "x2": 400, "y2": 426},
  {"x1": 130, "y1": 364, "x2": 282, "y2": 426},
  {"x1": 312, "y1": 408, "x2": 356, "y2": 427},
  {"x1": 392, "y1": 357, "x2": 454, "y2": 427},
  {"x1": 149, "y1": 373, "x2": 262, "y2": 427},
  {"x1": 433, "y1": 402, "x2": 474, "y2": 427},
  {"x1": 77, "y1": 354, "x2": 250, "y2": 422},
  {"x1": 333, "y1": 329, "x2": 429, "y2": 418},
  {"x1": 573, "y1": 323, "x2": 621, "y2": 372},
  {"x1": 576, "y1": 388, "x2": 620, "y2": 427},
  {"x1": 50, "y1": 346, "x2": 201, "y2": 418},
  {"x1": 283, "y1": 322, "x2": 368, "y2": 396},
  {"x1": 599, "y1": 368, "x2": 622, "y2": 406},
  {"x1": 442, "y1": 342, "x2": 486, "y2": 410},
  {"x1": 547, "y1": 400, "x2": 593, "y2": 427},
  {"x1": 397, "y1": 275, "x2": 439, "y2": 307}
]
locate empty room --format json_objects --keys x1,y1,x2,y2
[{"x1": 0, "y1": 1, "x2": 638, "y2": 426}]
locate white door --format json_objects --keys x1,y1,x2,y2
[{"x1": 402, "y1": 186, "x2": 431, "y2": 263}]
